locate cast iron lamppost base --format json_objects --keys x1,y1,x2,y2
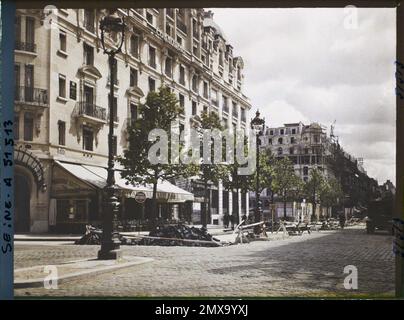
[
  {"x1": 97, "y1": 9, "x2": 125, "y2": 260},
  {"x1": 251, "y1": 110, "x2": 266, "y2": 236}
]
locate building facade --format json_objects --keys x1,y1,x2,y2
[
  {"x1": 261, "y1": 122, "x2": 334, "y2": 181},
  {"x1": 14, "y1": 8, "x2": 251, "y2": 233},
  {"x1": 253, "y1": 122, "x2": 378, "y2": 220}
]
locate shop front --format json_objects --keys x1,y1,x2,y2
[{"x1": 50, "y1": 161, "x2": 194, "y2": 233}]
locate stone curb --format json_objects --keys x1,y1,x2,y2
[{"x1": 14, "y1": 257, "x2": 153, "y2": 289}]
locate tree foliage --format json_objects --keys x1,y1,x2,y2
[
  {"x1": 319, "y1": 177, "x2": 344, "y2": 208},
  {"x1": 118, "y1": 86, "x2": 198, "y2": 226},
  {"x1": 271, "y1": 157, "x2": 303, "y2": 218},
  {"x1": 197, "y1": 110, "x2": 229, "y2": 227}
]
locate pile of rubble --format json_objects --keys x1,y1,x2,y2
[
  {"x1": 150, "y1": 224, "x2": 217, "y2": 241},
  {"x1": 138, "y1": 224, "x2": 222, "y2": 247},
  {"x1": 75, "y1": 225, "x2": 102, "y2": 245},
  {"x1": 75, "y1": 224, "x2": 223, "y2": 247}
]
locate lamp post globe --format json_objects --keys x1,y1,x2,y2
[{"x1": 97, "y1": 9, "x2": 126, "y2": 260}]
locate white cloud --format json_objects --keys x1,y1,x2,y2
[{"x1": 211, "y1": 8, "x2": 396, "y2": 184}]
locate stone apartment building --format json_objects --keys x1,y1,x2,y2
[
  {"x1": 261, "y1": 122, "x2": 334, "y2": 181},
  {"x1": 13, "y1": 8, "x2": 251, "y2": 233},
  {"x1": 253, "y1": 122, "x2": 378, "y2": 220}
]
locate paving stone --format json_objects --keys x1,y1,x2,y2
[{"x1": 14, "y1": 226, "x2": 395, "y2": 297}]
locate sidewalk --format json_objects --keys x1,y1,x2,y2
[
  {"x1": 15, "y1": 256, "x2": 153, "y2": 289},
  {"x1": 15, "y1": 234, "x2": 81, "y2": 241}
]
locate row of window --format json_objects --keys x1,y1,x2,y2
[
  {"x1": 60, "y1": 26, "x2": 239, "y2": 92},
  {"x1": 268, "y1": 137, "x2": 297, "y2": 145},
  {"x1": 54, "y1": 27, "x2": 246, "y2": 118},
  {"x1": 269, "y1": 128, "x2": 298, "y2": 136},
  {"x1": 268, "y1": 135, "x2": 322, "y2": 145},
  {"x1": 275, "y1": 147, "x2": 324, "y2": 156}
]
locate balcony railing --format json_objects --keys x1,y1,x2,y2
[
  {"x1": 76, "y1": 101, "x2": 107, "y2": 121},
  {"x1": 15, "y1": 41, "x2": 36, "y2": 53},
  {"x1": 176, "y1": 19, "x2": 187, "y2": 34},
  {"x1": 15, "y1": 86, "x2": 48, "y2": 106}
]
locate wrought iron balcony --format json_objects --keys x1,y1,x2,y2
[
  {"x1": 76, "y1": 101, "x2": 107, "y2": 121},
  {"x1": 15, "y1": 86, "x2": 48, "y2": 106},
  {"x1": 15, "y1": 41, "x2": 36, "y2": 53}
]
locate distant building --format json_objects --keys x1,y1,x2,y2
[
  {"x1": 251, "y1": 121, "x2": 379, "y2": 220},
  {"x1": 260, "y1": 122, "x2": 334, "y2": 181}
]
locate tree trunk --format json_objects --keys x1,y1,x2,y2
[
  {"x1": 312, "y1": 188, "x2": 317, "y2": 222},
  {"x1": 151, "y1": 181, "x2": 158, "y2": 229},
  {"x1": 283, "y1": 195, "x2": 287, "y2": 219},
  {"x1": 202, "y1": 180, "x2": 208, "y2": 229}
]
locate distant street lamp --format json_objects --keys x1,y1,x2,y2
[
  {"x1": 250, "y1": 110, "x2": 265, "y2": 235},
  {"x1": 98, "y1": 9, "x2": 125, "y2": 260}
]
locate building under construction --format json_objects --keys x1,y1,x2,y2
[{"x1": 256, "y1": 121, "x2": 379, "y2": 219}]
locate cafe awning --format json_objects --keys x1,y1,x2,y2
[{"x1": 55, "y1": 161, "x2": 194, "y2": 203}]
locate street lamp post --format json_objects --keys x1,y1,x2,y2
[
  {"x1": 97, "y1": 10, "x2": 126, "y2": 260},
  {"x1": 251, "y1": 110, "x2": 266, "y2": 235}
]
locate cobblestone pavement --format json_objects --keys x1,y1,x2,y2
[{"x1": 14, "y1": 226, "x2": 395, "y2": 298}]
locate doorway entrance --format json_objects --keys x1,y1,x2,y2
[{"x1": 15, "y1": 174, "x2": 31, "y2": 232}]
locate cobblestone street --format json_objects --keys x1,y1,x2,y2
[{"x1": 14, "y1": 226, "x2": 395, "y2": 298}]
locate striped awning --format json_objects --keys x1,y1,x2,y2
[{"x1": 55, "y1": 161, "x2": 194, "y2": 203}]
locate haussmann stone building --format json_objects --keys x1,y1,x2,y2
[{"x1": 13, "y1": 8, "x2": 252, "y2": 233}]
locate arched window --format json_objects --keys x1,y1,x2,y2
[
  {"x1": 278, "y1": 137, "x2": 283, "y2": 144},
  {"x1": 277, "y1": 147, "x2": 283, "y2": 155},
  {"x1": 289, "y1": 147, "x2": 294, "y2": 154}
]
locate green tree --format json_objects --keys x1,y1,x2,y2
[
  {"x1": 303, "y1": 168, "x2": 326, "y2": 221},
  {"x1": 248, "y1": 150, "x2": 275, "y2": 224},
  {"x1": 272, "y1": 157, "x2": 303, "y2": 218},
  {"x1": 118, "y1": 86, "x2": 197, "y2": 228},
  {"x1": 197, "y1": 111, "x2": 229, "y2": 228},
  {"x1": 319, "y1": 177, "x2": 344, "y2": 211},
  {"x1": 222, "y1": 135, "x2": 254, "y2": 224}
]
